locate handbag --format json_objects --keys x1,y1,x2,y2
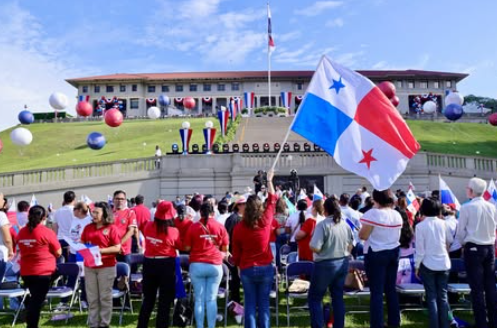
[
  {"x1": 344, "y1": 269, "x2": 365, "y2": 291},
  {"x1": 0, "y1": 281, "x2": 21, "y2": 290},
  {"x1": 288, "y1": 278, "x2": 310, "y2": 293}
]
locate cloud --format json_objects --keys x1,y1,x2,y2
[
  {"x1": 295, "y1": 1, "x2": 344, "y2": 17},
  {"x1": 278, "y1": 31, "x2": 302, "y2": 42},
  {"x1": 273, "y1": 44, "x2": 346, "y2": 67},
  {"x1": 325, "y1": 18, "x2": 344, "y2": 28}
]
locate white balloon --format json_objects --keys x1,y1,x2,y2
[
  {"x1": 147, "y1": 106, "x2": 161, "y2": 119},
  {"x1": 49, "y1": 92, "x2": 68, "y2": 110},
  {"x1": 445, "y1": 92, "x2": 464, "y2": 106},
  {"x1": 182, "y1": 121, "x2": 190, "y2": 129},
  {"x1": 205, "y1": 120, "x2": 214, "y2": 128},
  {"x1": 423, "y1": 101, "x2": 437, "y2": 114},
  {"x1": 10, "y1": 127, "x2": 33, "y2": 146}
]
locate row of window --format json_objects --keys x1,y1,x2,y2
[
  {"x1": 83, "y1": 82, "x2": 305, "y2": 94},
  {"x1": 394, "y1": 80, "x2": 452, "y2": 89}
]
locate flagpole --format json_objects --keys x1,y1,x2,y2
[{"x1": 267, "y1": 1, "x2": 272, "y2": 109}]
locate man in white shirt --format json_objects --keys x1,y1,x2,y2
[
  {"x1": 339, "y1": 193, "x2": 363, "y2": 258},
  {"x1": 53, "y1": 191, "x2": 76, "y2": 262},
  {"x1": 456, "y1": 177, "x2": 497, "y2": 328},
  {"x1": 360, "y1": 186, "x2": 370, "y2": 207}
]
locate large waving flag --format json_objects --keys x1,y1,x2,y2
[
  {"x1": 483, "y1": 179, "x2": 497, "y2": 204},
  {"x1": 291, "y1": 56, "x2": 420, "y2": 190},
  {"x1": 267, "y1": 3, "x2": 275, "y2": 54},
  {"x1": 439, "y1": 176, "x2": 461, "y2": 211}
]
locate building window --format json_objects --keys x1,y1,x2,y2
[
  {"x1": 130, "y1": 98, "x2": 139, "y2": 109},
  {"x1": 297, "y1": 82, "x2": 303, "y2": 90},
  {"x1": 176, "y1": 84, "x2": 183, "y2": 92},
  {"x1": 407, "y1": 81, "x2": 415, "y2": 89},
  {"x1": 148, "y1": 85, "x2": 156, "y2": 93},
  {"x1": 203, "y1": 84, "x2": 211, "y2": 92},
  {"x1": 190, "y1": 84, "x2": 197, "y2": 92},
  {"x1": 94, "y1": 86, "x2": 100, "y2": 93},
  {"x1": 419, "y1": 81, "x2": 428, "y2": 89},
  {"x1": 82, "y1": 86, "x2": 88, "y2": 93},
  {"x1": 106, "y1": 85, "x2": 114, "y2": 93},
  {"x1": 119, "y1": 85, "x2": 126, "y2": 92},
  {"x1": 231, "y1": 82, "x2": 240, "y2": 91},
  {"x1": 395, "y1": 81, "x2": 403, "y2": 89},
  {"x1": 446, "y1": 81, "x2": 452, "y2": 88},
  {"x1": 433, "y1": 81, "x2": 440, "y2": 89},
  {"x1": 161, "y1": 85, "x2": 169, "y2": 92},
  {"x1": 218, "y1": 84, "x2": 226, "y2": 91},
  {"x1": 132, "y1": 84, "x2": 137, "y2": 92}
]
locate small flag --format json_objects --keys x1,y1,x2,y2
[
  {"x1": 297, "y1": 189, "x2": 307, "y2": 201},
  {"x1": 64, "y1": 238, "x2": 103, "y2": 267},
  {"x1": 313, "y1": 185, "x2": 324, "y2": 201},
  {"x1": 439, "y1": 176, "x2": 461, "y2": 211},
  {"x1": 408, "y1": 181, "x2": 416, "y2": 191},
  {"x1": 7, "y1": 198, "x2": 17, "y2": 226},
  {"x1": 267, "y1": 3, "x2": 275, "y2": 54},
  {"x1": 483, "y1": 179, "x2": 497, "y2": 204},
  {"x1": 82, "y1": 195, "x2": 93, "y2": 205},
  {"x1": 107, "y1": 195, "x2": 113, "y2": 207},
  {"x1": 345, "y1": 218, "x2": 359, "y2": 231},
  {"x1": 30, "y1": 194, "x2": 38, "y2": 207},
  {"x1": 406, "y1": 189, "x2": 420, "y2": 213}
]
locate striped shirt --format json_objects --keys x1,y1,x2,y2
[{"x1": 360, "y1": 208, "x2": 402, "y2": 253}]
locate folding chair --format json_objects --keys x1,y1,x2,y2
[
  {"x1": 113, "y1": 262, "x2": 132, "y2": 325},
  {"x1": 128, "y1": 254, "x2": 144, "y2": 306},
  {"x1": 269, "y1": 264, "x2": 279, "y2": 327},
  {"x1": 286, "y1": 252, "x2": 298, "y2": 265},
  {"x1": 344, "y1": 260, "x2": 370, "y2": 314},
  {"x1": 0, "y1": 282, "x2": 29, "y2": 327},
  {"x1": 447, "y1": 258, "x2": 471, "y2": 313},
  {"x1": 279, "y1": 245, "x2": 292, "y2": 289},
  {"x1": 285, "y1": 261, "x2": 314, "y2": 327},
  {"x1": 396, "y1": 283, "x2": 425, "y2": 313},
  {"x1": 46, "y1": 263, "x2": 80, "y2": 322},
  {"x1": 179, "y1": 254, "x2": 192, "y2": 299},
  {"x1": 217, "y1": 263, "x2": 230, "y2": 328}
]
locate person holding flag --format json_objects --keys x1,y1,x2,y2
[{"x1": 295, "y1": 194, "x2": 325, "y2": 261}]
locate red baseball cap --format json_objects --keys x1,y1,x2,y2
[{"x1": 155, "y1": 201, "x2": 176, "y2": 221}]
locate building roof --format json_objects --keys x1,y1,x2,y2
[{"x1": 66, "y1": 69, "x2": 469, "y2": 87}]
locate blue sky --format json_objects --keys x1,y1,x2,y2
[{"x1": 0, "y1": 0, "x2": 496, "y2": 131}]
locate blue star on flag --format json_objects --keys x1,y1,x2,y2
[{"x1": 329, "y1": 76, "x2": 345, "y2": 94}]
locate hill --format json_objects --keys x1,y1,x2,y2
[{"x1": 0, "y1": 118, "x2": 496, "y2": 173}]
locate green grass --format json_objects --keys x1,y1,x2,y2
[{"x1": 0, "y1": 119, "x2": 496, "y2": 173}]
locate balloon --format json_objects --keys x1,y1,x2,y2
[
  {"x1": 158, "y1": 94, "x2": 170, "y2": 106},
  {"x1": 147, "y1": 106, "x2": 161, "y2": 119},
  {"x1": 10, "y1": 127, "x2": 33, "y2": 146},
  {"x1": 104, "y1": 108, "x2": 123, "y2": 128},
  {"x1": 183, "y1": 97, "x2": 196, "y2": 110},
  {"x1": 444, "y1": 103, "x2": 464, "y2": 121},
  {"x1": 445, "y1": 92, "x2": 464, "y2": 106},
  {"x1": 0, "y1": 138, "x2": 3, "y2": 154},
  {"x1": 87, "y1": 132, "x2": 106, "y2": 150},
  {"x1": 76, "y1": 101, "x2": 93, "y2": 117},
  {"x1": 182, "y1": 121, "x2": 190, "y2": 129},
  {"x1": 390, "y1": 96, "x2": 400, "y2": 107},
  {"x1": 18, "y1": 110, "x2": 34, "y2": 125},
  {"x1": 205, "y1": 120, "x2": 214, "y2": 128},
  {"x1": 488, "y1": 113, "x2": 497, "y2": 126},
  {"x1": 378, "y1": 81, "x2": 396, "y2": 99},
  {"x1": 49, "y1": 92, "x2": 68, "y2": 110},
  {"x1": 423, "y1": 101, "x2": 437, "y2": 114}
]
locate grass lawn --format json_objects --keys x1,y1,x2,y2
[{"x1": 0, "y1": 119, "x2": 496, "y2": 173}]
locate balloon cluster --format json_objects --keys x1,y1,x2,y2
[
  {"x1": 443, "y1": 92, "x2": 464, "y2": 121},
  {"x1": 411, "y1": 93, "x2": 439, "y2": 114},
  {"x1": 378, "y1": 82, "x2": 399, "y2": 107}
]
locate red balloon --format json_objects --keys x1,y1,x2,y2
[
  {"x1": 0, "y1": 138, "x2": 3, "y2": 154},
  {"x1": 489, "y1": 113, "x2": 497, "y2": 126},
  {"x1": 76, "y1": 101, "x2": 93, "y2": 117},
  {"x1": 183, "y1": 97, "x2": 196, "y2": 110},
  {"x1": 390, "y1": 96, "x2": 400, "y2": 107},
  {"x1": 104, "y1": 108, "x2": 123, "y2": 128},
  {"x1": 378, "y1": 81, "x2": 396, "y2": 99}
]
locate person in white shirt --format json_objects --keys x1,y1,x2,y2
[
  {"x1": 442, "y1": 204, "x2": 462, "y2": 258},
  {"x1": 154, "y1": 145, "x2": 162, "y2": 169},
  {"x1": 415, "y1": 198, "x2": 452, "y2": 328},
  {"x1": 256, "y1": 185, "x2": 268, "y2": 203},
  {"x1": 360, "y1": 186, "x2": 370, "y2": 208},
  {"x1": 0, "y1": 193, "x2": 14, "y2": 266},
  {"x1": 16, "y1": 200, "x2": 30, "y2": 228},
  {"x1": 53, "y1": 191, "x2": 76, "y2": 262},
  {"x1": 215, "y1": 201, "x2": 230, "y2": 226},
  {"x1": 285, "y1": 199, "x2": 308, "y2": 252},
  {"x1": 456, "y1": 178, "x2": 497, "y2": 328},
  {"x1": 359, "y1": 189, "x2": 402, "y2": 328},
  {"x1": 339, "y1": 193, "x2": 363, "y2": 258}
]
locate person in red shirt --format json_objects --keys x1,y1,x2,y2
[
  {"x1": 17, "y1": 205, "x2": 61, "y2": 328},
  {"x1": 81, "y1": 202, "x2": 121, "y2": 328},
  {"x1": 232, "y1": 170, "x2": 276, "y2": 328},
  {"x1": 173, "y1": 204, "x2": 193, "y2": 252},
  {"x1": 132, "y1": 194, "x2": 150, "y2": 253},
  {"x1": 137, "y1": 201, "x2": 181, "y2": 328},
  {"x1": 112, "y1": 190, "x2": 137, "y2": 265},
  {"x1": 296, "y1": 199, "x2": 325, "y2": 261},
  {"x1": 184, "y1": 202, "x2": 229, "y2": 328}
]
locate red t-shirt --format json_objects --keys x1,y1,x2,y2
[
  {"x1": 81, "y1": 224, "x2": 121, "y2": 268},
  {"x1": 184, "y1": 218, "x2": 229, "y2": 265},
  {"x1": 113, "y1": 208, "x2": 137, "y2": 255},
  {"x1": 269, "y1": 218, "x2": 279, "y2": 243},
  {"x1": 17, "y1": 225, "x2": 61, "y2": 276},
  {"x1": 133, "y1": 205, "x2": 151, "y2": 229},
  {"x1": 142, "y1": 221, "x2": 180, "y2": 257},
  {"x1": 297, "y1": 218, "x2": 317, "y2": 261},
  {"x1": 174, "y1": 218, "x2": 193, "y2": 251},
  {"x1": 232, "y1": 193, "x2": 277, "y2": 270}
]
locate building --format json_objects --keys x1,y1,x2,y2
[{"x1": 66, "y1": 70, "x2": 468, "y2": 117}]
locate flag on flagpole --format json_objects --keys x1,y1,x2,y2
[
  {"x1": 439, "y1": 176, "x2": 461, "y2": 211},
  {"x1": 291, "y1": 56, "x2": 420, "y2": 190},
  {"x1": 267, "y1": 2, "x2": 275, "y2": 54},
  {"x1": 313, "y1": 185, "x2": 324, "y2": 201},
  {"x1": 30, "y1": 194, "x2": 38, "y2": 207},
  {"x1": 406, "y1": 189, "x2": 420, "y2": 213},
  {"x1": 483, "y1": 179, "x2": 497, "y2": 204}
]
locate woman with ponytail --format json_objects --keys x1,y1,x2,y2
[
  {"x1": 295, "y1": 199, "x2": 325, "y2": 261},
  {"x1": 17, "y1": 205, "x2": 61, "y2": 328},
  {"x1": 358, "y1": 189, "x2": 403, "y2": 328},
  {"x1": 308, "y1": 198, "x2": 353, "y2": 328},
  {"x1": 184, "y1": 201, "x2": 229, "y2": 328}
]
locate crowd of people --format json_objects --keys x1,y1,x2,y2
[{"x1": 0, "y1": 174, "x2": 496, "y2": 328}]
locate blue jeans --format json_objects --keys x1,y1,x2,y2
[
  {"x1": 190, "y1": 263, "x2": 223, "y2": 328},
  {"x1": 419, "y1": 264, "x2": 449, "y2": 328},
  {"x1": 240, "y1": 264, "x2": 274, "y2": 328},
  {"x1": 308, "y1": 257, "x2": 349, "y2": 328},
  {"x1": 365, "y1": 247, "x2": 400, "y2": 328}
]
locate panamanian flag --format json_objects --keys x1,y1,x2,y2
[
  {"x1": 439, "y1": 176, "x2": 461, "y2": 211},
  {"x1": 291, "y1": 56, "x2": 420, "y2": 190},
  {"x1": 483, "y1": 179, "x2": 497, "y2": 204}
]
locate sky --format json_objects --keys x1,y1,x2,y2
[{"x1": 0, "y1": 0, "x2": 496, "y2": 131}]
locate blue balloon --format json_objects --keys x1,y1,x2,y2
[
  {"x1": 18, "y1": 110, "x2": 34, "y2": 125},
  {"x1": 87, "y1": 132, "x2": 106, "y2": 150},
  {"x1": 158, "y1": 94, "x2": 170, "y2": 106},
  {"x1": 444, "y1": 103, "x2": 464, "y2": 121}
]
